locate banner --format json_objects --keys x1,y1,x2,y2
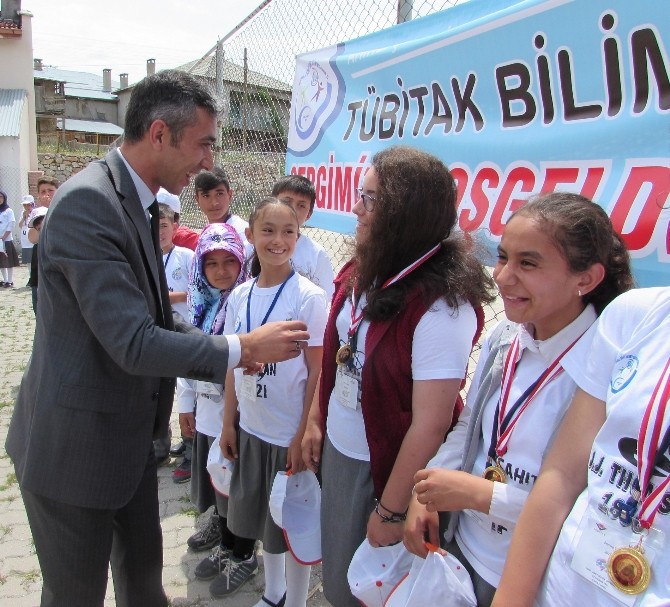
[{"x1": 286, "y1": 0, "x2": 670, "y2": 286}]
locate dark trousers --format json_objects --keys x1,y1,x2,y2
[{"x1": 20, "y1": 453, "x2": 167, "y2": 607}]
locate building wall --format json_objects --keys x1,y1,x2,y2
[
  {"x1": 65, "y1": 97, "x2": 118, "y2": 123},
  {"x1": 0, "y1": 10, "x2": 37, "y2": 170}
]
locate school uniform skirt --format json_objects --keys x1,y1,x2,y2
[
  {"x1": 227, "y1": 428, "x2": 288, "y2": 554},
  {"x1": 0, "y1": 241, "x2": 20, "y2": 268},
  {"x1": 320, "y1": 436, "x2": 376, "y2": 607}
]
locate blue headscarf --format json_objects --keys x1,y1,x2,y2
[{"x1": 188, "y1": 223, "x2": 248, "y2": 335}]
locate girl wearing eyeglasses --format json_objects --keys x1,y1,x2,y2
[{"x1": 301, "y1": 146, "x2": 495, "y2": 606}]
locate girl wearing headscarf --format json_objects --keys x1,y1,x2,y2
[
  {"x1": 0, "y1": 190, "x2": 21, "y2": 287},
  {"x1": 175, "y1": 223, "x2": 258, "y2": 598}
]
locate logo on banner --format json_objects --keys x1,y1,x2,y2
[{"x1": 289, "y1": 45, "x2": 346, "y2": 156}]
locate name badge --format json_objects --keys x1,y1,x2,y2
[
  {"x1": 334, "y1": 368, "x2": 360, "y2": 410},
  {"x1": 196, "y1": 381, "x2": 221, "y2": 396},
  {"x1": 570, "y1": 508, "x2": 663, "y2": 605},
  {"x1": 240, "y1": 375, "x2": 256, "y2": 402}
]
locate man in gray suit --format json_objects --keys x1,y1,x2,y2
[{"x1": 5, "y1": 70, "x2": 309, "y2": 607}]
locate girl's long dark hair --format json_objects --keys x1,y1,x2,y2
[{"x1": 354, "y1": 146, "x2": 495, "y2": 320}]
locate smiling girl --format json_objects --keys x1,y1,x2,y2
[
  {"x1": 221, "y1": 197, "x2": 328, "y2": 607},
  {"x1": 404, "y1": 192, "x2": 634, "y2": 606}
]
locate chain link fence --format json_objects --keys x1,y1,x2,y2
[{"x1": 178, "y1": 0, "x2": 505, "y2": 376}]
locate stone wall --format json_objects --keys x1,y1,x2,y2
[{"x1": 37, "y1": 152, "x2": 102, "y2": 186}]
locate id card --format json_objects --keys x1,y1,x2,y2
[
  {"x1": 240, "y1": 374, "x2": 257, "y2": 401},
  {"x1": 334, "y1": 367, "x2": 360, "y2": 410},
  {"x1": 195, "y1": 381, "x2": 221, "y2": 396},
  {"x1": 570, "y1": 509, "x2": 663, "y2": 605}
]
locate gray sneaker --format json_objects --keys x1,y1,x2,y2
[
  {"x1": 187, "y1": 514, "x2": 221, "y2": 552},
  {"x1": 209, "y1": 553, "x2": 259, "y2": 598},
  {"x1": 194, "y1": 545, "x2": 232, "y2": 581}
]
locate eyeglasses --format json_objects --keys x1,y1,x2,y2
[{"x1": 356, "y1": 188, "x2": 377, "y2": 212}]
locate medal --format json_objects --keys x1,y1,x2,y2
[
  {"x1": 604, "y1": 357, "x2": 670, "y2": 597},
  {"x1": 607, "y1": 543, "x2": 651, "y2": 595},
  {"x1": 482, "y1": 460, "x2": 507, "y2": 483},
  {"x1": 336, "y1": 343, "x2": 353, "y2": 366}
]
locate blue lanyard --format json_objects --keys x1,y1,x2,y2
[
  {"x1": 163, "y1": 246, "x2": 174, "y2": 269},
  {"x1": 246, "y1": 270, "x2": 294, "y2": 332}
]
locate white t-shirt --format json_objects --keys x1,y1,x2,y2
[
  {"x1": 226, "y1": 214, "x2": 253, "y2": 259},
  {"x1": 224, "y1": 273, "x2": 327, "y2": 447},
  {"x1": 0, "y1": 207, "x2": 16, "y2": 241},
  {"x1": 326, "y1": 294, "x2": 477, "y2": 461},
  {"x1": 176, "y1": 377, "x2": 224, "y2": 438},
  {"x1": 163, "y1": 245, "x2": 194, "y2": 320},
  {"x1": 538, "y1": 288, "x2": 670, "y2": 607},
  {"x1": 453, "y1": 306, "x2": 596, "y2": 587},
  {"x1": 291, "y1": 234, "x2": 335, "y2": 302},
  {"x1": 19, "y1": 211, "x2": 33, "y2": 249}
]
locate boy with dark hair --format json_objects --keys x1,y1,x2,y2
[
  {"x1": 272, "y1": 174, "x2": 334, "y2": 300},
  {"x1": 172, "y1": 167, "x2": 251, "y2": 256}
]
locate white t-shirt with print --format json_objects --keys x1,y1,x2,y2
[
  {"x1": 539, "y1": 288, "x2": 670, "y2": 607},
  {"x1": 163, "y1": 245, "x2": 194, "y2": 320},
  {"x1": 224, "y1": 273, "x2": 327, "y2": 448},
  {"x1": 326, "y1": 294, "x2": 478, "y2": 461},
  {"x1": 291, "y1": 234, "x2": 335, "y2": 302},
  {"x1": 454, "y1": 306, "x2": 596, "y2": 587}
]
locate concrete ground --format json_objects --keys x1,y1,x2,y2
[{"x1": 0, "y1": 265, "x2": 330, "y2": 607}]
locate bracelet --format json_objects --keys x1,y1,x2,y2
[{"x1": 374, "y1": 500, "x2": 407, "y2": 523}]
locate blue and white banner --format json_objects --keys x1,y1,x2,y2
[{"x1": 286, "y1": 0, "x2": 669, "y2": 286}]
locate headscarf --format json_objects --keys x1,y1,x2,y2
[
  {"x1": 188, "y1": 223, "x2": 247, "y2": 335},
  {"x1": 0, "y1": 191, "x2": 8, "y2": 214}
]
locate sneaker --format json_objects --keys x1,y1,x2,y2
[
  {"x1": 187, "y1": 514, "x2": 221, "y2": 552},
  {"x1": 3, "y1": 282, "x2": 13, "y2": 288},
  {"x1": 253, "y1": 593, "x2": 286, "y2": 607},
  {"x1": 209, "y1": 553, "x2": 258, "y2": 598},
  {"x1": 170, "y1": 440, "x2": 185, "y2": 456},
  {"x1": 172, "y1": 458, "x2": 191, "y2": 483},
  {"x1": 194, "y1": 544, "x2": 232, "y2": 581}
]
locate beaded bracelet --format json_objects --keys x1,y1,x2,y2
[{"x1": 374, "y1": 500, "x2": 408, "y2": 523}]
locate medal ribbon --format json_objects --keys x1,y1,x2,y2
[
  {"x1": 347, "y1": 243, "x2": 442, "y2": 340},
  {"x1": 246, "y1": 270, "x2": 295, "y2": 332},
  {"x1": 491, "y1": 333, "x2": 584, "y2": 459},
  {"x1": 636, "y1": 357, "x2": 670, "y2": 530}
]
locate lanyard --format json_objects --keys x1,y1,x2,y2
[
  {"x1": 246, "y1": 270, "x2": 294, "y2": 332},
  {"x1": 488, "y1": 333, "x2": 583, "y2": 461},
  {"x1": 343, "y1": 243, "x2": 441, "y2": 363},
  {"x1": 636, "y1": 357, "x2": 670, "y2": 529},
  {"x1": 163, "y1": 246, "x2": 174, "y2": 269}
]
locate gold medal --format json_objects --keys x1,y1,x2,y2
[
  {"x1": 607, "y1": 545, "x2": 651, "y2": 595},
  {"x1": 336, "y1": 344, "x2": 353, "y2": 366},
  {"x1": 482, "y1": 461, "x2": 507, "y2": 483}
]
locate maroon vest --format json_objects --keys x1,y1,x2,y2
[{"x1": 320, "y1": 260, "x2": 484, "y2": 498}]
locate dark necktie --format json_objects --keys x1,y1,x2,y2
[{"x1": 148, "y1": 200, "x2": 174, "y2": 329}]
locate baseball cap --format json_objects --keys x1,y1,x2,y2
[
  {"x1": 384, "y1": 546, "x2": 476, "y2": 607},
  {"x1": 347, "y1": 539, "x2": 414, "y2": 607},
  {"x1": 206, "y1": 439, "x2": 235, "y2": 497},
  {"x1": 29, "y1": 206, "x2": 48, "y2": 228},
  {"x1": 22, "y1": 194, "x2": 35, "y2": 205},
  {"x1": 269, "y1": 470, "x2": 322, "y2": 565},
  {"x1": 156, "y1": 188, "x2": 181, "y2": 214}
]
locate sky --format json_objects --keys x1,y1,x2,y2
[{"x1": 24, "y1": 0, "x2": 268, "y2": 85}]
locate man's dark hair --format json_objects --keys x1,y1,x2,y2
[{"x1": 123, "y1": 70, "x2": 219, "y2": 145}]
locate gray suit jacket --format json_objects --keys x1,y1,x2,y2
[{"x1": 7, "y1": 151, "x2": 230, "y2": 509}]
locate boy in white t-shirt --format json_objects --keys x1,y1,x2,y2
[
  {"x1": 157, "y1": 202, "x2": 194, "y2": 321},
  {"x1": 272, "y1": 175, "x2": 335, "y2": 302},
  {"x1": 154, "y1": 198, "x2": 195, "y2": 475}
]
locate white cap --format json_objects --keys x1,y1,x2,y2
[
  {"x1": 347, "y1": 540, "x2": 414, "y2": 607},
  {"x1": 269, "y1": 470, "x2": 322, "y2": 565},
  {"x1": 22, "y1": 194, "x2": 35, "y2": 204},
  {"x1": 29, "y1": 206, "x2": 48, "y2": 228},
  {"x1": 206, "y1": 439, "x2": 235, "y2": 497},
  {"x1": 156, "y1": 187, "x2": 181, "y2": 214},
  {"x1": 384, "y1": 549, "x2": 476, "y2": 607}
]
